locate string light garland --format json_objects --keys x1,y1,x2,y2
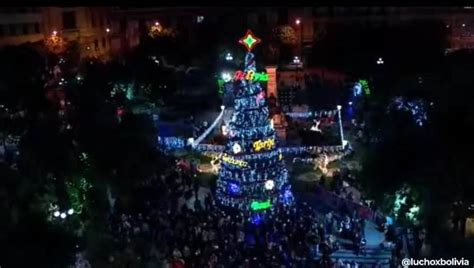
[{"x1": 216, "y1": 30, "x2": 294, "y2": 212}]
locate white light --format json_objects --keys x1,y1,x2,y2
[
  {"x1": 225, "y1": 53, "x2": 233, "y2": 61},
  {"x1": 154, "y1": 60, "x2": 160, "y2": 64},
  {"x1": 293, "y1": 56, "x2": 300, "y2": 64},
  {"x1": 462, "y1": 23, "x2": 466, "y2": 27},
  {"x1": 348, "y1": 101, "x2": 353, "y2": 106},
  {"x1": 197, "y1": 16, "x2": 205, "y2": 23},
  {"x1": 53, "y1": 211, "x2": 60, "y2": 217},
  {"x1": 60, "y1": 212, "x2": 67, "y2": 219},
  {"x1": 221, "y1": 72, "x2": 232, "y2": 82},
  {"x1": 52, "y1": 30, "x2": 57, "y2": 35},
  {"x1": 295, "y1": 19, "x2": 301, "y2": 25},
  {"x1": 155, "y1": 22, "x2": 160, "y2": 26},
  {"x1": 337, "y1": 105, "x2": 342, "y2": 110},
  {"x1": 106, "y1": 28, "x2": 110, "y2": 33},
  {"x1": 220, "y1": 105, "x2": 225, "y2": 110},
  {"x1": 446, "y1": 24, "x2": 450, "y2": 28},
  {"x1": 232, "y1": 143, "x2": 242, "y2": 154},
  {"x1": 67, "y1": 208, "x2": 74, "y2": 215},
  {"x1": 265, "y1": 180, "x2": 275, "y2": 190},
  {"x1": 187, "y1": 137, "x2": 194, "y2": 146}
]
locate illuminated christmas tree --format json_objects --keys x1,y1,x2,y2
[{"x1": 216, "y1": 30, "x2": 294, "y2": 212}]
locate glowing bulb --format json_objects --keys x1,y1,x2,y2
[
  {"x1": 155, "y1": 21, "x2": 160, "y2": 26},
  {"x1": 265, "y1": 180, "x2": 275, "y2": 190},
  {"x1": 67, "y1": 208, "x2": 74, "y2": 215},
  {"x1": 60, "y1": 213, "x2": 66, "y2": 219},
  {"x1": 295, "y1": 19, "x2": 301, "y2": 25},
  {"x1": 221, "y1": 72, "x2": 232, "y2": 82},
  {"x1": 220, "y1": 105, "x2": 225, "y2": 110},
  {"x1": 337, "y1": 105, "x2": 342, "y2": 110},
  {"x1": 106, "y1": 28, "x2": 110, "y2": 33},
  {"x1": 53, "y1": 211, "x2": 60, "y2": 217},
  {"x1": 52, "y1": 30, "x2": 57, "y2": 35}
]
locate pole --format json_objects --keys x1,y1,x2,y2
[{"x1": 337, "y1": 105, "x2": 344, "y2": 148}]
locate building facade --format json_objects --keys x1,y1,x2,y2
[{"x1": 0, "y1": 7, "x2": 113, "y2": 58}]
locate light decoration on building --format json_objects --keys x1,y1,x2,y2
[
  {"x1": 149, "y1": 21, "x2": 177, "y2": 38},
  {"x1": 286, "y1": 109, "x2": 338, "y2": 119},
  {"x1": 45, "y1": 30, "x2": 65, "y2": 53}
]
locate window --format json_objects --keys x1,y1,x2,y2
[
  {"x1": 9, "y1": 24, "x2": 17, "y2": 36},
  {"x1": 62, "y1": 11, "x2": 77, "y2": 30},
  {"x1": 94, "y1": 39, "x2": 99, "y2": 50},
  {"x1": 22, "y1": 24, "x2": 28, "y2": 35},
  {"x1": 34, "y1": 23, "x2": 40, "y2": 33}
]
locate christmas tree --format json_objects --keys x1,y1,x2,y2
[{"x1": 216, "y1": 30, "x2": 294, "y2": 212}]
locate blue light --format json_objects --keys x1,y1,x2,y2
[
  {"x1": 283, "y1": 188, "x2": 294, "y2": 205},
  {"x1": 229, "y1": 183, "x2": 240, "y2": 194},
  {"x1": 251, "y1": 214, "x2": 263, "y2": 225}
]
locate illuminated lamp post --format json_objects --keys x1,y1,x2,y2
[
  {"x1": 295, "y1": 18, "x2": 302, "y2": 61},
  {"x1": 337, "y1": 105, "x2": 345, "y2": 148}
]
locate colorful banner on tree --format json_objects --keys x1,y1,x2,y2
[
  {"x1": 222, "y1": 154, "x2": 248, "y2": 167},
  {"x1": 253, "y1": 138, "x2": 275, "y2": 152}
]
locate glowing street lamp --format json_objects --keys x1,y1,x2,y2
[
  {"x1": 295, "y1": 18, "x2": 301, "y2": 25},
  {"x1": 225, "y1": 52, "x2": 233, "y2": 61},
  {"x1": 106, "y1": 28, "x2": 110, "y2": 33},
  {"x1": 53, "y1": 211, "x2": 60, "y2": 217},
  {"x1": 60, "y1": 212, "x2": 67, "y2": 219},
  {"x1": 337, "y1": 105, "x2": 345, "y2": 148},
  {"x1": 377, "y1": 57, "x2": 384, "y2": 65},
  {"x1": 67, "y1": 208, "x2": 74, "y2": 215},
  {"x1": 293, "y1": 56, "x2": 301, "y2": 64}
]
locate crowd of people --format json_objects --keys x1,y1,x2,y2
[{"x1": 102, "y1": 155, "x2": 395, "y2": 268}]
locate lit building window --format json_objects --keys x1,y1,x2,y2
[{"x1": 197, "y1": 16, "x2": 204, "y2": 23}]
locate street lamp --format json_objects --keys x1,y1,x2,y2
[
  {"x1": 377, "y1": 57, "x2": 384, "y2": 65},
  {"x1": 337, "y1": 105, "x2": 345, "y2": 148},
  {"x1": 225, "y1": 52, "x2": 233, "y2": 61},
  {"x1": 295, "y1": 19, "x2": 303, "y2": 62},
  {"x1": 293, "y1": 56, "x2": 301, "y2": 64},
  {"x1": 67, "y1": 208, "x2": 74, "y2": 215},
  {"x1": 106, "y1": 28, "x2": 110, "y2": 33}
]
